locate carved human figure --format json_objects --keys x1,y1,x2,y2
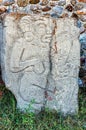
[
  {"x1": 10, "y1": 16, "x2": 53, "y2": 111},
  {"x1": 47, "y1": 18, "x2": 80, "y2": 114}
]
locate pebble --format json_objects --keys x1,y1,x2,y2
[
  {"x1": 79, "y1": 15, "x2": 86, "y2": 22},
  {"x1": 70, "y1": 0, "x2": 77, "y2": 6},
  {"x1": 3, "y1": 0, "x2": 15, "y2": 6},
  {"x1": 52, "y1": 6, "x2": 63, "y2": 15},
  {"x1": 61, "y1": 13, "x2": 68, "y2": 18},
  {"x1": 77, "y1": 20, "x2": 82, "y2": 28},
  {"x1": 49, "y1": 1, "x2": 57, "y2": 6},
  {"x1": 74, "y1": 3, "x2": 84, "y2": 11},
  {"x1": 42, "y1": 6, "x2": 51, "y2": 12},
  {"x1": 78, "y1": 0, "x2": 86, "y2": 3},
  {"x1": 79, "y1": 33, "x2": 86, "y2": 44},
  {"x1": 76, "y1": 9, "x2": 86, "y2": 15},
  {"x1": 80, "y1": 26, "x2": 85, "y2": 34},
  {"x1": 78, "y1": 78, "x2": 83, "y2": 87},
  {"x1": 50, "y1": 12, "x2": 59, "y2": 18},
  {"x1": 65, "y1": 4, "x2": 74, "y2": 12},
  {"x1": 58, "y1": 0, "x2": 66, "y2": 6},
  {"x1": 0, "y1": 6, "x2": 7, "y2": 14},
  {"x1": 83, "y1": 23, "x2": 86, "y2": 28},
  {"x1": 40, "y1": 0, "x2": 48, "y2": 6},
  {"x1": 29, "y1": 0, "x2": 40, "y2": 4},
  {"x1": 17, "y1": 0, "x2": 29, "y2": 7}
]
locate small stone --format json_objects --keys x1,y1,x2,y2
[
  {"x1": 80, "y1": 26, "x2": 85, "y2": 34},
  {"x1": 40, "y1": 0, "x2": 48, "y2": 6},
  {"x1": 78, "y1": 78, "x2": 83, "y2": 87},
  {"x1": 71, "y1": 13, "x2": 78, "y2": 19},
  {"x1": 78, "y1": 0, "x2": 86, "y2": 3},
  {"x1": 42, "y1": 6, "x2": 51, "y2": 12},
  {"x1": 79, "y1": 68, "x2": 86, "y2": 78},
  {"x1": 17, "y1": 0, "x2": 29, "y2": 7},
  {"x1": 29, "y1": 0, "x2": 40, "y2": 4},
  {"x1": 77, "y1": 9, "x2": 86, "y2": 22},
  {"x1": 30, "y1": 4, "x2": 41, "y2": 13},
  {"x1": 52, "y1": 6, "x2": 63, "y2": 15},
  {"x1": 70, "y1": 0, "x2": 77, "y2": 6},
  {"x1": 74, "y1": 3, "x2": 84, "y2": 11},
  {"x1": 79, "y1": 15, "x2": 86, "y2": 22},
  {"x1": 77, "y1": 20, "x2": 82, "y2": 28},
  {"x1": 58, "y1": 0, "x2": 66, "y2": 6},
  {"x1": 49, "y1": 1, "x2": 55, "y2": 6},
  {"x1": 0, "y1": 6, "x2": 7, "y2": 14},
  {"x1": 79, "y1": 33, "x2": 86, "y2": 44},
  {"x1": 65, "y1": 4, "x2": 74, "y2": 12},
  {"x1": 49, "y1": 1, "x2": 58, "y2": 6},
  {"x1": 61, "y1": 13, "x2": 68, "y2": 18},
  {"x1": 3, "y1": 0, "x2": 15, "y2": 6},
  {"x1": 50, "y1": 12, "x2": 59, "y2": 18},
  {"x1": 83, "y1": 23, "x2": 86, "y2": 28},
  {"x1": 76, "y1": 9, "x2": 86, "y2": 15}
]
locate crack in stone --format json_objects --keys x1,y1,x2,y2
[
  {"x1": 32, "y1": 84, "x2": 54, "y2": 93},
  {"x1": 43, "y1": 19, "x2": 57, "y2": 108}
]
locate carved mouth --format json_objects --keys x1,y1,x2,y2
[{"x1": 41, "y1": 35, "x2": 52, "y2": 43}]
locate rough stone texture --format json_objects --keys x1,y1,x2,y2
[
  {"x1": 0, "y1": 19, "x2": 3, "y2": 68},
  {"x1": 1, "y1": 14, "x2": 80, "y2": 115},
  {"x1": 47, "y1": 19, "x2": 80, "y2": 114}
]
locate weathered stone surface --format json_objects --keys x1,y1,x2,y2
[
  {"x1": 47, "y1": 19, "x2": 80, "y2": 114},
  {"x1": 1, "y1": 14, "x2": 80, "y2": 115},
  {"x1": 0, "y1": 19, "x2": 3, "y2": 69}
]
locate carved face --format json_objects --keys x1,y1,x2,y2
[
  {"x1": 35, "y1": 17, "x2": 53, "y2": 43},
  {"x1": 19, "y1": 16, "x2": 53, "y2": 43},
  {"x1": 19, "y1": 16, "x2": 34, "y2": 42}
]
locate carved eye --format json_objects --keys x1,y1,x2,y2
[
  {"x1": 19, "y1": 17, "x2": 33, "y2": 32},
  {"x1": 37, "y1": 23, "x2": 46, "y2": 34}
]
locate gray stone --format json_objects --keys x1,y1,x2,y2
[
  {"x1": 52, "y1": 6, "x2": 63, "y2": 15},
  {"x1": 74, "y1": 3, "x2": 84, "y2": 11},
  {"x1": 46, "y1": 18, "x2": 80, "y2": 115},
  {"x1": 0, "y1": 20, "x2": 3, "y2": 69},
  {"x1": 1, "y1": 14, "x2": 80, "y2": 115},
  {"x1": 58, "y1": 0, "x2": 66, "y2": 6},
  {"x1": 79, "y1": 33, "x2": 86, "y2": 44}
]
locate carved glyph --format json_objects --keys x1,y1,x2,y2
[{"x1": 3, "y1": 15, "x2": 53, "y2": 111}]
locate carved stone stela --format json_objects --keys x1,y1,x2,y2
[{"x1": 1, "y1": 15, "x2": 80, "y2": 115}]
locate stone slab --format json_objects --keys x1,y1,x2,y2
[{"x1": 1, "y1": 14, "x2": 80, "y2": 115}]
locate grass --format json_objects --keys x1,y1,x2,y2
[{"x1": 0, "y1": 85, "x2": 86, "y2": 130}]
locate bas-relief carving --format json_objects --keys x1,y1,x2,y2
[
  {"x1": 3, "y1": 16, "x2": 80, "y2": 114},
  {"x1": 10, "y1": 16, "x2": 53, "y2": 111},
  {"x1": 46, "y1": 19, "x2": 80, "y2": 114}
]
